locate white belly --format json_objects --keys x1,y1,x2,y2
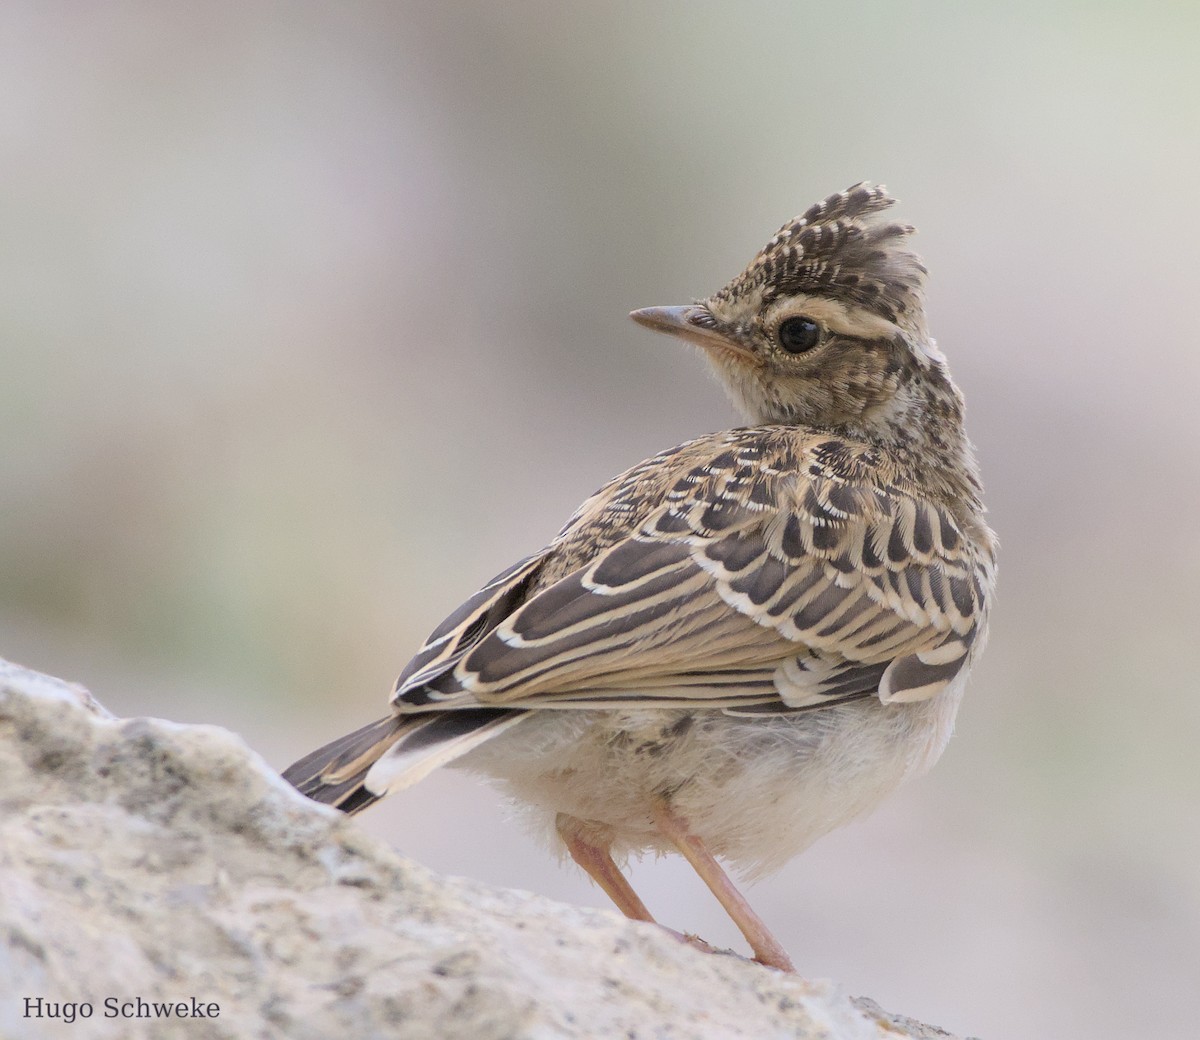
[{"x1": 457, "y1": 679, "x2": 964, "y2": 879}]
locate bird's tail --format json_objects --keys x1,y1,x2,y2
[{"x1": 281, "y1": 708, "x2": 526, "y2": 814}]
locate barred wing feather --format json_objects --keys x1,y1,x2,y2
[{"x1": 392, "y1": 431, "x2": 990, "y2": 716}]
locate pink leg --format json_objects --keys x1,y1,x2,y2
[
  {"x1": 556, "y1": 813, "x2": 718, "y2": 956},
  {"x1": 556, "y1": 813, "x2": 656, "y2": 922},
  {"x1": 651, "y1": 800, "x2": 796, "y2": 972}
]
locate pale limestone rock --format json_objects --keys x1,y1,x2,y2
[{"x1": 0, "y1": 658, "x2": 970, "y2": 1040}]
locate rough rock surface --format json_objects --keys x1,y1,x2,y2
[{"x1": 0, "y1": 658, "x2": 969, "y2": 1040}]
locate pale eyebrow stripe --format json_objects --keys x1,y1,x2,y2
[{"x1": 763, "y1": 295, "x2": 898, "y2": 341}]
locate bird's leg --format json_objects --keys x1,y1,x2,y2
[
  {"x1": 555, "y1": 813, "x2": 657, "y2": 923},
  {"x1": 650, "y1": 800, "x2": 796, "y2": 972},
  {"x1": 556, "y1": 813, "x2": 717, "y2": 956}
]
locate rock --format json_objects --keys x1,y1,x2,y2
[{"x1": 0, "y1": 658, "x2": 972, "y2": 1040}]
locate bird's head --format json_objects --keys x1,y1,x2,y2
[{"x1": 632, "y1": 183, "x2": 961, "y2": 448}]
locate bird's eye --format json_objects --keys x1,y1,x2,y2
[{"x1": 777, "y1": 316, "x2": 822, "y2": 354}]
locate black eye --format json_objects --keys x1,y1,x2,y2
[{"x1": 777, "y1": 316, "x2": 821, "y2": 354}]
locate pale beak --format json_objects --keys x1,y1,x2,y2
[{"x1": 629, "y1": 305, "x2": 759, "y2": 365}]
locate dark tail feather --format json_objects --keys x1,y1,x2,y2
[
  {"x1": 282, "y1": 714, "x2": 413, "y2": 814},
  {"x1": 281, "y1": 708, "x2": 524, "y2": 815}
]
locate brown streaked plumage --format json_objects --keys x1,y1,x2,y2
[{"x1": 283, "y1": 183, "x2": 997, "y2": 972}]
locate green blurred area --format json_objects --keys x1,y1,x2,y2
[{"x1": 3, "y1": 4, "x2": 1199, "y2": 1037}]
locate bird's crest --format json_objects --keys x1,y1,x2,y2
[{"x1": 711, "y1": 183, "x2": 927, "y2": 327}]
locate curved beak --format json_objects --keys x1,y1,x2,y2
[{"x1": 629, "y1": 305, "x2": 759, "y2": 365}]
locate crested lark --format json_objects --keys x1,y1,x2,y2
[{"x1": 283, "y1": 183, "x2": 997, "y2": 972}]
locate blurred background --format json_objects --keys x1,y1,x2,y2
[{"x1": 3, "y1": 2, "x2": 1198, "y2": 1036}]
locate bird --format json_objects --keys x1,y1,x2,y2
[{"x1": 282, "y1": 183, "x2": 997, "y2": 973}]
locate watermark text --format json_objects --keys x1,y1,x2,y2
[{"x1": 23, "y1": 995, "x2": 220, "y2": 1021}]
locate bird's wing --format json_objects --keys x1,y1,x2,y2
[
  {"x1": 393, "y1": 431, "x2": 991, "y2": 714},
  {"x1": 392, "y1": 551, "x2": 551, "y2": 694}
]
